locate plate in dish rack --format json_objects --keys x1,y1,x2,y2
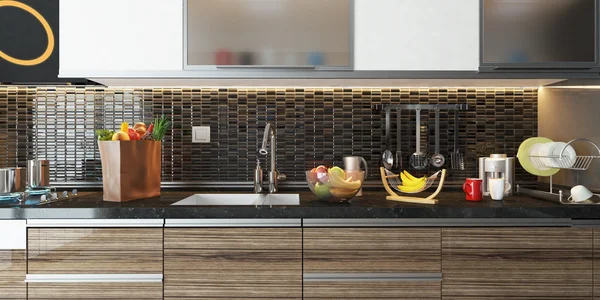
[{"x1": 517, "y1": 137, "x2": 559, "y2": 177}]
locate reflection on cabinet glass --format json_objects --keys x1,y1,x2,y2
[
  {"x1": 482, "y1": 0, "x2": 597, "y2": 65},
  {"x1": 186, "y1": 0, "x2": 351, "y2": 68}
]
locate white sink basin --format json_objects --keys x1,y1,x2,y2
[{"x1": 171, "y1": 193, "x2": 300, "y2": 206}]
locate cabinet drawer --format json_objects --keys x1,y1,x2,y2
[
  {"x1": 442, "y1": 228, "x2": 593, "y2": 299},
  {"x1": 304, "y1": 281, "x2": 440, "y2": 299},
  {"x1": 164, "y1": 228, "x2": 302, "y2": 299},
  {"x1": 28, "y1": 228, "x2": 162, "y2": 274},
  {"x1": 0, "y1": 250, "x2": 26, "y2": 299},
  {"x1": 304, "y1": 228, "x2": 441, "y2": 273},
  {"x1": 28, "y1": 282, "x2": 162, "y2": 299}
]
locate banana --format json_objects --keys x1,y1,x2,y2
[
  {"x1": 402, "y1": 170, "x2": 424, "y2": 182},
  {"x1": 398, "y1": 180, "x2": 426, "y2": 193},
  {"x1": 400, "y1": 172, "x2": 426, "y2": 187},
  {"x1": 328, "y1": 170, "x2": 362, "y2": 190}
]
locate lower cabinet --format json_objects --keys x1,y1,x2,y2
[
  {"x1": 0, "y1": 250, "x2": 26, "y2": 299},
  {"x1": 303, "y1": 228, "x2": 442, "y2": 299},
  {"x1": 164, "y1": 227, "x2": 303, "y2": 299},
  {"x1": 27, "y1": 282, "x2": 163, "y2": 299},
  {"x1": 25, "y1": 224, "x2": 164, "y2": 300},
  {"x1": 594, "y1": 229, "x2": 600, "y2": 300},
  {"x1": 442, "y1": 228, "x2": 593, "y2": 300}
]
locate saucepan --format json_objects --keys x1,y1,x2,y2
[{"x1": 0, "y1": 168, "x2": 27, "y2": 195}]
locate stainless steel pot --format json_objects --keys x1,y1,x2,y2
[
  {"x1": 27, "y1": 160, "x2": 50, "y2": 189},
  {"x1": 0, "y1": 168, "x2": 27, "y2": 195}
]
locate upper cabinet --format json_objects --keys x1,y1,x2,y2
[
  {"x1": 354, "y1": 0, "x2": 480, "y2": 71},
  {"x1": 185, "y1": 0, "x2": 352, "y2": 70},
  {"x1": 59, "y1": 0, "x2": 183, "y2": 77},
  {"x1": 480, "y1": 0, "x2": 599, "y2": 71}
]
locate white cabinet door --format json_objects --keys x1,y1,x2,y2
[
  {"x1": 59, "y1": 0, "x2": 183, "y2": 77},
  {"x1": 0, "y1": 220, "x2": 26, "y2": 250},
  {"x1": 354, "y1": 0, "x2": 479, "y2": 71}
]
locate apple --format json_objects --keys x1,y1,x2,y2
[
  {"x1": 128, "y1": 128, "x2": 141, "y2": 141},
  {"x1": 307, "y1": 168, "x2": 318, "y2": 183},
  {"x1": 112, "y1": 131, "x2": 130, "y2": 141},
  {"x1": 314, "y1": 165, "x2": 329, "y2": 183},
  {"x1": 328, "y1": 166, "x2": 346, "y2": 180},
  {"x1": 314, "y1": 183, "x2": 332, "y2": 200}
]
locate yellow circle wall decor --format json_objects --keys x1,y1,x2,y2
[{"x1": 0, "y1": 0, "x2": 55, "y2": 66}]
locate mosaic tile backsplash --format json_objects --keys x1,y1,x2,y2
[{"x1": 0, "y1": 86, "x2": 538, "y2": 185}]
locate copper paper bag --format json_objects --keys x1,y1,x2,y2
[{"x1": 98, "y1": 141, "x2": 161, "y2": 202}]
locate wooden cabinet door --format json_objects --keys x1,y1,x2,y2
[
  {"x1": 304, "y1": 228, "x2": 442, "y2": 299},
  {"x1": 0, "y1": 250, "x2": 26, "y2": 299},
  {"x1": 442, "y1": 228, "x2": 593, "y2": 300},
  {"x1": 304, "y1": 228, "x2": 441, "y2": 273},
  {"x1": 27, "y1": 228, "x2": 163, "y2": 274},
  {"x1": 27, "y1": 283, "x2": 162, "y2": 300},
  {"x1": 164, "y1": 228, "x2": 302, "y2": 299},
  {"x1": 594, "y1": 228, "x2": 600, "y2": 300}
]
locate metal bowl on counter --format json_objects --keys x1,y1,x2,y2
[
  {"x1": 0, "y1": 168, "x2": 27, "y2": 195},
  {"x1": 306, "y1": 167, "x2": 364, "y2": 203}
]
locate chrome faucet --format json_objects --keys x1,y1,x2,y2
[{"x1": 255, "y1": 123, "x2": 286, "y2": 193}]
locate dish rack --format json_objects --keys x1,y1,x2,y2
[
  {"x1": 380, "y1": 167, "x2": 447, "y2": 205},
  {"x1": 518, "y1": 139, "x2": 600, "y2": 204}
]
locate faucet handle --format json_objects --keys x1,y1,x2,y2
[
  {"x1": 277, "y1": 173, "x2": 286, "y2": 181},
  {"x1": 254, "y1": 159, "x2": 263, "y2": 194}
]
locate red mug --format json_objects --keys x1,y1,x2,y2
[{"x1": 463, "y1": 178, "x2": 483, "y2": 201}]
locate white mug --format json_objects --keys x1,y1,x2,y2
[
  {"x1": 569, "y1": 185, "x2": 594, "y2": 203},
  {"x1": 489, "y1": 178, "x2": 511, "y2": 201}
]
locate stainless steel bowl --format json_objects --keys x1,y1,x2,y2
[{"x1": 0, "y1": 168, "x2": 27, "y2": 195}]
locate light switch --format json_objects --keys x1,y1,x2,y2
[{"x1": 192, "y1": 126, "x2": 210, "y2": 143}]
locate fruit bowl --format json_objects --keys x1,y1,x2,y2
[{"x1": 306, "y1": 166, "x2": 364, "y2": 203}]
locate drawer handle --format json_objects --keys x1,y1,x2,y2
[
  {"x1": 25, "y1": 274, "x2": 163, "y2": 283},
  {"x1": 26, "y1": 219, "x2": 164, "y2": 228},
  {"x1": 303, "y1": 273, "x2": 442, "y2": 282},
  {"x1": 165, "y1": 219, "x2": 301, "y2": 227}
]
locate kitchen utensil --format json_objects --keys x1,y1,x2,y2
[
  {"x1": 409, "y1": 108, "x2": 428, "y2": 169},
  {"x1": 27, "y1": 160, "x2": 50, "y2": 189},
  {"x1": 380, "y1": 167, "x2": 446, "y2": 205},
  {"x1": 517, "y1": 137, "x2": 559, "y2": 176},
  {"x1": 568, "y1": 185, "x2": 594, "y2": 203},
  {"x1": 463, "y1": 178, "x2": 483, "y2": 201},
  {"x1": 344, "y1": 156, "x2": 368, "y2": 196},
  {"x1": 451, "y1": 111, "x2": 465, "y2": 170},
  {"x1": 306, "y1": 170, "x2": 364, "y2": 203},
  {"x1": 489, "y1": 178, "x2": 511, "y2": 201},
  {"x1": 431, "y1": 109, "x2": 445, "y2": 168},
  {"x1": 382, "y1": 108, "x2": 394, "y2": 170},
  {"x1": 395, "y1": 108, "x2": 402, "y2": 171},
  {"x1": 0, "y1": 168, "x2": 26, "y2": 195}
]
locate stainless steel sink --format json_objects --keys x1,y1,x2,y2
[{"x1": 171, "y1": 193, "x2": 300, "y2": 206}]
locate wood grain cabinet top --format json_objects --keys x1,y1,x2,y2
[
  {"x1": 27, "y1": 228, "x2": 163, "y2": 274},
  {"x1": 442, "y1": 228, "x2": 593, "y2": 300},
  {"x1": 27, "y1": 282, "x2": 162, "y2": 300},
  {"x1": 164, "y1": 228, "x2": 302, "y2": 299},
  {"x1": 304, "y1": 228, "x2": 441, "y2": 273}
]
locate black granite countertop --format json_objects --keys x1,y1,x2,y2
[{"x1": 1, "y1": 188, "x2": 599, "y2": 220}]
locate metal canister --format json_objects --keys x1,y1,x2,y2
[
  {"x1": 0, "y1": 168, "x2": 27, "y2": 194},
  {"x1": 27, "y1": 160, "x2": 50, "y2": 189}
]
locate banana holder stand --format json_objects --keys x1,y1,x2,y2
[{"x1": 380, "y1": 168, "x2": 447, "y2": 205}]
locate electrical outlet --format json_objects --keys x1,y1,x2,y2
[{"x1": 192, "y1": 126, "x2": 210, "y2": 143}]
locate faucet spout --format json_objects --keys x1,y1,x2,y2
[{"x1": 257, "y1": 123, "x2": 285, "y2": 193}]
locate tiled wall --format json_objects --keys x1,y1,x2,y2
[{"x1": 0, "y1": 86, "x2": 538, "y2": 184}]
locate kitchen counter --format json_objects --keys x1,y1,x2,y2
[{"x1": 1, "y1": 189, "x2": 599, "y2": 220}]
